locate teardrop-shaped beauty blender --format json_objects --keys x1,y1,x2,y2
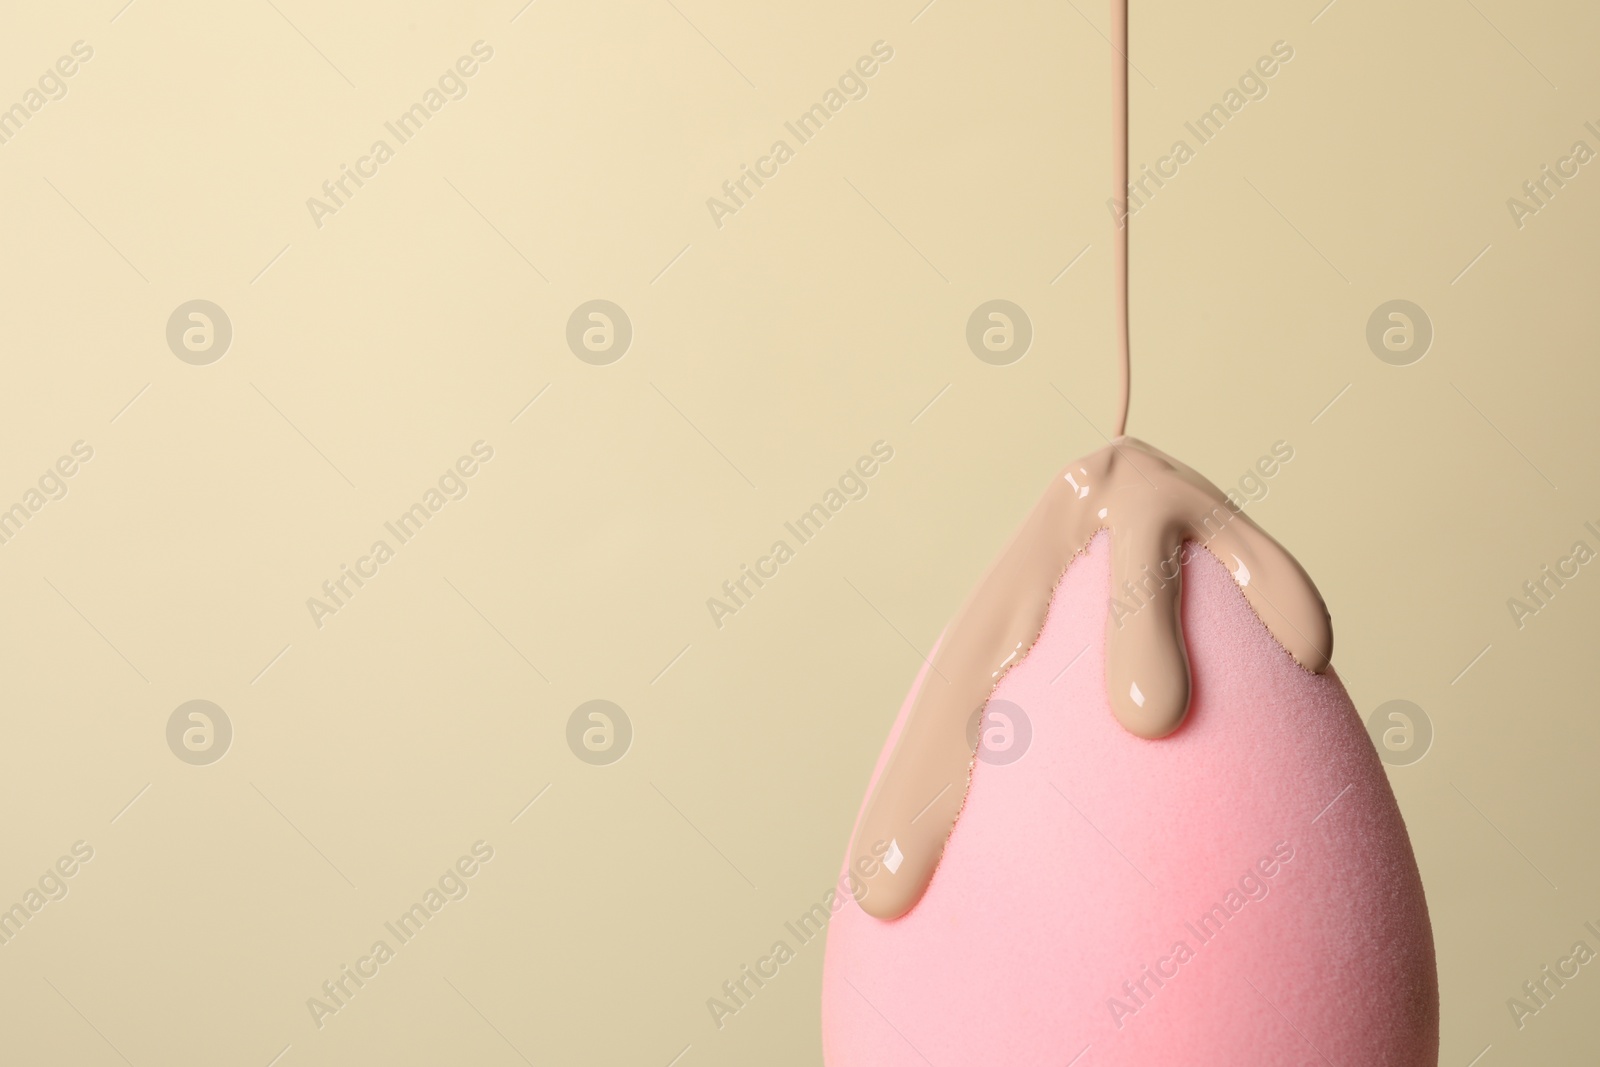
[{"x1": 820, "y1": 4, "x2": 1439, "y2": 1063}]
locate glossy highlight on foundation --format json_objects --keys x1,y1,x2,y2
[
  {"x1": 847, "y1": 438, "x2": 1332, "y2": 919},
  {"x1": 846, "y1": 0, "x2": 1331, "y2": 922}
]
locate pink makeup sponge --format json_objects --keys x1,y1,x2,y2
[{"x1": 822, "y1": 532, "x2": 1438, "y2": 1065}]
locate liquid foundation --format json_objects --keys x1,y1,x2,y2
[{"x1": 846, "y1": 0, "x2": 1332, "y2": 922}]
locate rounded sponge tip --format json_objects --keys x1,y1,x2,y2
[{"x1": 822, "y1": 532, "x2": 1438, "y2": 1065}]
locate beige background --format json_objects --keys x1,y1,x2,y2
[{"x1": 0, "y1": 0, "x2": 1596, "y2": 1063}]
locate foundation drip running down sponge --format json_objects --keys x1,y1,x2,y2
[
  {"x1": 821, "y1": 520, "x2": 1439, "y2": 1063},
  {"x1": 821, "y1": 3, "x2": 1437, "y2": 1060}
]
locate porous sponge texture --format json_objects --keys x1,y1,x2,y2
[{"x1": 822, "y1": 531, "x2": 1438, "y2": 1066}]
